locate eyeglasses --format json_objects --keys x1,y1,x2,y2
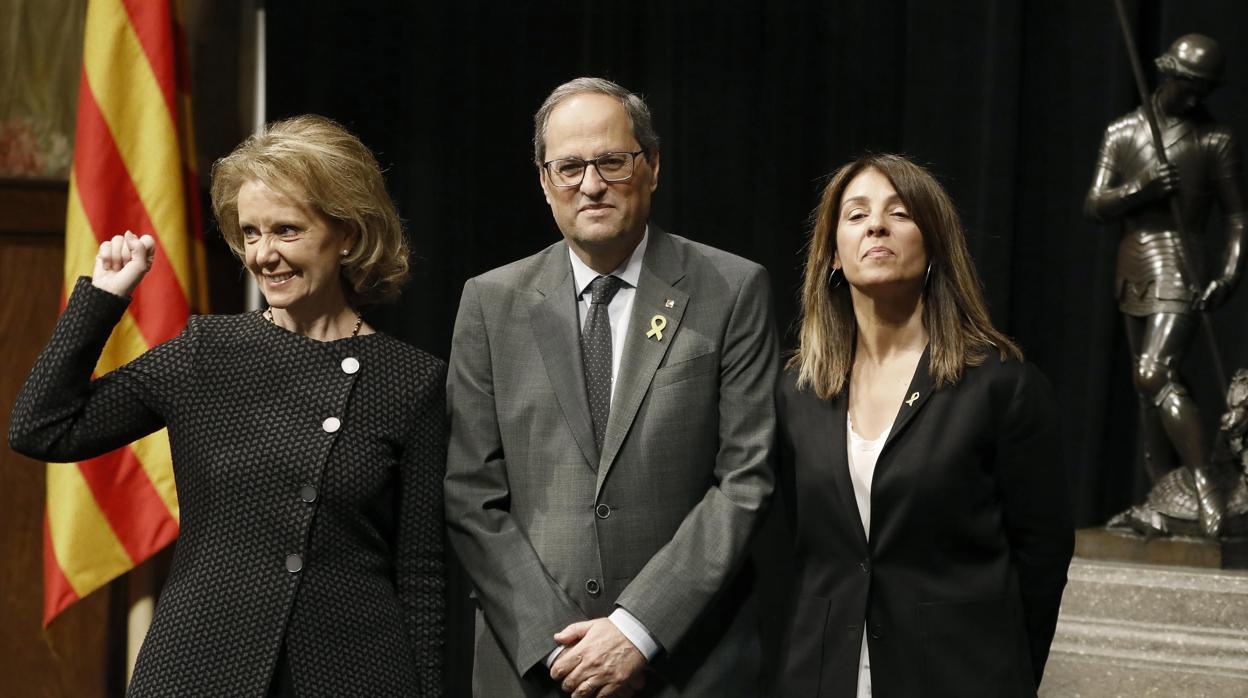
[{"x1": 542, "y1": 150, "x2": 647, "y2": 188}]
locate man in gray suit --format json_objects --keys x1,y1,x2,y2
[{"x1": 445, "y1": 77, "x2": 777, "y2": 697}]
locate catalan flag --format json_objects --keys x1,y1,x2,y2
[{"x1": 46, "y1": 0, "x2": 208, "y2": 625}]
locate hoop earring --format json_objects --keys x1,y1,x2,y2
[
  {"x1": 829, "y1": 267, "x2": 844, "y2": 289},
  {"x1": 923, "y1": 262, "x2": 932, "y2": 290}
]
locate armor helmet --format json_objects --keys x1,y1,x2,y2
[{"x1": 1155, "y1": 34, "x2": 1224, "y2": 84}]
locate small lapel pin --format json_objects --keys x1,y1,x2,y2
[
  {"x1": 646, "y1": 314, "x2": 668, "y2": 341},
  {"x1": 905, "y1": 391, "x2": 920, "y2": 407},
  {"x1": 664, "y1": 298, "x2": 675, "y2": 309}
]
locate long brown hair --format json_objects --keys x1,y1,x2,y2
[{"x1": 789, "y1": 154, "x2": 1020, "y2": 399}]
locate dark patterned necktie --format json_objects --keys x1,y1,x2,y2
[{"x1": 582, "y1": 275, "x2": 625, "y2": 450}]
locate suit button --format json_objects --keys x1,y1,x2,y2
[
  {"x1": 322, "y1": 417, "x2": 341, "y2": 433},
  {"x1": 585, "y1": 579, "x2": 601, "y2": 596},
  {"x1": 341, "y1": 357, "x2": 360, "y2": 374},
  {"x1": 859, "y1": 560, "x2": 870, "y2": 573},
  {"x1": 285, "y1": 554, "x2": 303, "y2": 573},
  {"x1": 595, "y1": 503, "x2": 612, "y2": 519},
  {"x1": 300, "y1": 485, "x2": 317, "y2": 503},
  {"x1": 870, "y1": 623, "x2": 884, "y2": 639}
]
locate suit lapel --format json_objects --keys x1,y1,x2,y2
[
  {"x1": 596, "y1": 229, "x2": 688, "y2": 494},
  {"x1": 824, "y1": 389, "x2": 868, "y2": 548},
  {"x1": 880, "y1": 343, "x2": 935, "y2": 459},
  {"x1": 529, "y1": 246, "x2": 600, "y2": 472},
  {"x1": 840, "y1": 345, "x2": 934, "y2": 545}
]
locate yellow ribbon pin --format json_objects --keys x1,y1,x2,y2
[
  {"x1": 905, "y1": 391, "x2": 920, "y2": 406},
  {"x1": 646, "y1": 314, "x2": 668, "y2": 341}
]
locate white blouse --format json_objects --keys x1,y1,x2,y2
[{"x1": 847, "y1": 414, "x2": 892, "y2": 698}]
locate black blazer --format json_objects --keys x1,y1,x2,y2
[
  {"x1": 10, "y1": 280, "x2": 446, "y2": 696},
  {"x1": 775, "y1": 349, "x2": 1073, "y2": 697}
]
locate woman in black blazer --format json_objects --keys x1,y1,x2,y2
[
  {"x1": 776, "y1": 154, "x2": 1073, "y2": 697},
  {"x1": 10, "y1": 116, "x2": 445, "y2": 696}
]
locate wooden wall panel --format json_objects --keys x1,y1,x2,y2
[
  {"x1": 0, "y1": 175, "x2": 239, "y2": 696},
  {"x1": 1, "y1": 181, "x2": 114, "y2": 697},
  {"x1": 0, "y1": 183, "x2": 119, "y2": 698}
]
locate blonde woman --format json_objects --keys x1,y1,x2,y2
[
  {"x1": 10, "y1": 116, "x2": 444, "y2": 696},
  {"x1": 775, "y1": 154, "x2": 1073, "y2": 697}
]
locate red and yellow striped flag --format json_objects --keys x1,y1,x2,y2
[{"x1": 46, "y1": 0, "x2": 208, "y2": 626}]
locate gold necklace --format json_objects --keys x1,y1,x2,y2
[{"x1": 265, "y1": 309, "x2": 362, "y2": 338}]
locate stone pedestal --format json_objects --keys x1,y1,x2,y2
[
  {"x1": 1075, "y1": 528, "x2": 1248, "y2": 569},
  {"x1": 1040, "y1": 557, "x2": 1248, "y2": 697}
]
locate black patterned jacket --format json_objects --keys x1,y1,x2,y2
[{"x1": 10, "y1": 279, "x2": 446, "y2": 696}]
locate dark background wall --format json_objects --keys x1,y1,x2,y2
[
  {"x1": 253, "y1": 0, "x2": 1248, "y2": 692},
  {"x1": 262, "y1": 0, "x2": 1248, "y2": 523}
]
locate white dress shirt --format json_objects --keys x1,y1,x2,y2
[
  {"x1": 568, "y1": 230, "x2": 648, "y2": 396},
  {"x1": 847, "y1": 413, "x2": 892, "y2": 698},
  {"x1": 546, "y1": 230, "x2": 661, "y2": 668}
]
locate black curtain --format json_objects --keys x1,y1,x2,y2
[{"x1": 262, "y1": 1, "x2": 1248, "y2": 692}]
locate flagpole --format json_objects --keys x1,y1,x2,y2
[
  {"x1": 126, "y1": 559, "x2": 156, "y2": 682},
  {"x1": 128, "y1": 4, "x2": 263, "y2": 678},
  {"x1": 246, "y1": 0, "x2": 266, "y2": 312},
  {"x1": 123, "y1": 0, "x2": 197, "y2": 681}
]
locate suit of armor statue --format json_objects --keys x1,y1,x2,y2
[{"x1": 1085, "y1": 34, "x2": 1247, "y2": 538}]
